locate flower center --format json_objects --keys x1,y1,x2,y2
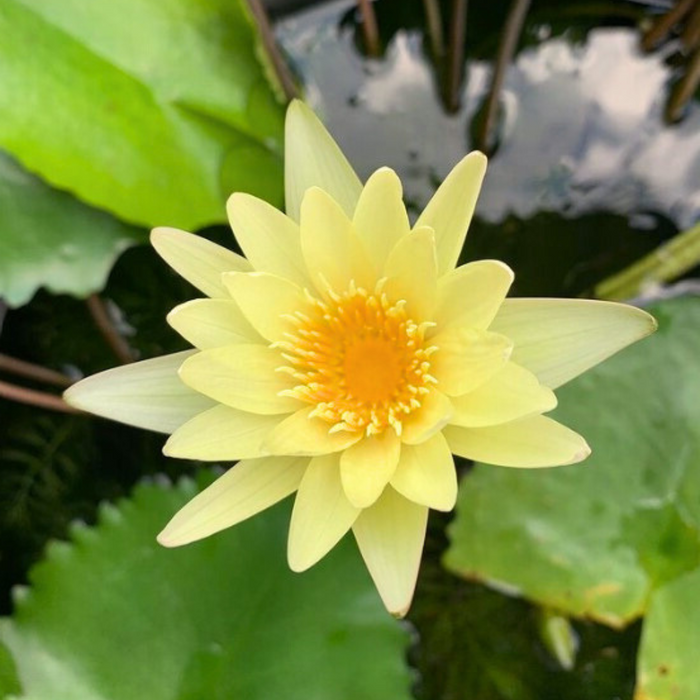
[{"x1": 277, "y1": 282, "x2": 437, "y2": 436}]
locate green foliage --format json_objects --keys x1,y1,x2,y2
[
  {"x1": 445, "y1": 296, "x2": 700, "y2": 698},
  {"x1": 0, "y1": 474, "x2": 412, "y2": 700}
]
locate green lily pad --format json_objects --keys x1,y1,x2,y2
[
  {"x1": 0, "y1": 0, "x2": 284, "y2": 229},
  {"x1": 445, "y1": 295, "x2": 700, "y2": 626},
  {"x1": 635, "y1": 567, "x2": 700, "y2": 700},
  {"x1": 0, "y1": 473, "x2": 411, "y2": 700},
  {"x1": 0, "y1": 151, "x2": 146, "y2": 307}
]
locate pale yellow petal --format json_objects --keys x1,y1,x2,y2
[
  {"x1": 490, "y1": 299, "x2": 657, "y2": 389},
  {"x1": 391, "y1": 432, "x2": 457, "y2": 511},
  {"x1": 352, "y1": 487, "x2": 428, "y2": 617},
  {"x1": 157, "y1": 456, "x2": 307, "y2": 547},
  {"x1": 353, "y1": 167, "x2": 410, "y2": 271},
  {"x1": 263, "y1": 407, "x2": 363, "y2": 456},
  {"x1": 431, "y1": 327, "x2": 512, "y2": 395},
  {"x1": 382, "y1": 227, "x2": 438, "y2": 320},
  {"x1": 434, "y1": 260, "x2": 514, "y2": 331},
  {"x1": 226, "y1": 192, "x2": 310, "y2": 288},
  {"x1": 340, "y1": 431, "x2": 401, "y2": 508},
  {"x1": 450, "y1": 362, "x2": 557, "y2": 427},
  {"x1": 288, "y1": 453, "x2": 360, "y2": 571},
  {"x1": 167, "y1": 299, "x2": 262, "y2": 350},
  {"x1": 178, "y1": 345, "x2": 301, "y2": 415},
  {"x1": 223, "y1": 271, "x2": 309, "y2": 342},
  {"x1": 414, "y1": 151, "x2": 487, "y2": 275},
  {"x1": 285, "y1": 100, "x2": 362, "y2": 222},
  {"x1": 63, "y1": 351, "x2": 214, "y2": 434},
  {"x1": 444, "y1": 415, "x2": 591, "y2": 468},
  {"x1": 400, "y1": 389, "x2": 453, "y2": 445},
  {"x1": 150, "y1": 227, "x2": 251, "y2": 298},
  {"x1": 163, "y1": 405, "x2": 283, "y2": 460},
  {"x1": 300, "y1": 187, "x2": 374, "y2": 294}
]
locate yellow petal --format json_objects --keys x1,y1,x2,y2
[
  {"x1": 285, "y1": 100, "x2": 362, "y2": 222},
  {"x1": 434, "y1": 260, "x2": 514, "y2": 331},
  {"x1": 288, "y1": 453, "x2": 360, "y2": 571},
  {"x1": 163, "y1": 405, "x2": 283, "y2": 460},
  {"x1": 223, "y1": 271, "x2": 308, "y2": 342},
  {"x1": 450, "y1": 362, "x2": 557, "y2": 427},
  {"x1": 353, "y1": 167, "x2": 410, "y2": 271},
  {"x1": 382, "y1": 227, "x2": 438, "y2": 320},
  {"x1": 63, "y1": 351, "x2": 214, "y2": 434},
  {"x1": 414, "y1": 151, "x2": 487, "y2": 275},
  {"x1": 167, "y1": 298, "x2": 262, "y2": 350},
  {"x1": 352, "y1": 487, "x2": 428, "y2": 617},
  {"x1": 300, "y1": 187, "x2": 374, "y2": 294},
  {"x1": 178, "y1": 345, "x2": 300, "y2": 415},
  {"x1": 490, "y1": 299, "x2": 657, "y2": 389},
  {"x1": 400, "y1": 389, "x2": 453, "y2": 445},
  {"x1": 150, "y1": 227, "x2": 251, "y2": 298},
  {"x1": 226, "y1": 192, "x2": 310, "y2": 288},
  {"x1": 157, "y1": 456, "x2": 307, "y2": 547},
  {"x1": 444, "y1": 415, "x2": 591, "y2": 467},
  {"x1": 340, "y1": 431, "x2": 401, "y2": 508},
  {"x1": 263, "y1": 407, "x2": 363, "y2": 456},
  {"x1": 431, "y1": 328, "x2": 512, "y2": 395},
  {"x1": 391, "y1": 432, "x2": 457, "y2": 511}
]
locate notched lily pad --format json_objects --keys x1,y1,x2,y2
[{"x1": 0, "y1": 472, "x2": 411, "y2": 700}]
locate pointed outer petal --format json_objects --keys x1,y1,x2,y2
[
  {"x1": 382, "y1": 227, "x2": 438, "y2": 320},
  {"x1": 450, "y1": 361, "x2": 558, "y2": 428},
  {"x1": 352, "y1": 487, "x2": 429, "y2": 617},
  {"x1": 288, "y1": 453, "x2": 361, "y2": 571},
  {"x1": 353, "y1": 167, "x2": 410, "y2": 271},
  {"x1": 391, "y1": 432, "x2": 457, "y2": 511},
  {"x1": 299, "y1": 187, "x2": 375, "y2": 295},
  {"x1": 150, "y1": 227, "x2": 251, "y2": 299},
  {"x1": 222, "y1": 271, "x2": 309, "y2": 342},
  {"x1": 400, "y1": 389, "x2": 453, "y2": 445},
  {"x1": 167, "y1": 299, "x2": 262, "y2": 350},
  {"x1": 339, "y1": 431, "x2": 402, "y2": 509},
  {"x1": 63, "y1": 351, "x2": 215, "y2": 434},
  {"x1": 434, "y1": 260, "x2": 514, "y2": 332},
  {"x1": 157, "y1": 456, "x2": 308, "y2": 547},
  {"x1": 285, "y1": 100, "x2": 363, "y2": 223},
  {"x1": 414, "y1": 151, "x2": 488, "y2": 275},
  {"x1": 444, "y1": 415, "x2": 591, "y2": 468},
  {"x1": 178, "y1": 345, "x2": 301, "y2": 415},
  {"x1": 163, "y1": 405, "x2": 283, "y2": 461},
  {"x1": 430, "y1": 327, "x2": 513, "y2": 396},
  {"x1": 263, "y1": 406, "x2": 363, "y2": 456},
  {"x1": 226, "y1": 193, "x2": 311, "y2": 288},
  {"x1": 489, "y1": 299, "x2": 658, "y2": 389}
]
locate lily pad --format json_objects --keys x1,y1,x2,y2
[
  {"x1": 0, "y1": 151, "x2": 145, "y2": 307},
  {"x1": 445, "y1": 295, "x2": 700, "y2": 697},
  {"x1": 0, "y1": 473, "x2": 411, "y2": 700},
  {"x1": 0, "y1": 0, "x2": 284, "y2": 229}
]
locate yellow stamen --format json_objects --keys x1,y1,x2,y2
[{"x1": 277, "y1": 282, "x2": 437, "y2": 436}]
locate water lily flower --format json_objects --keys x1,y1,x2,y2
[{"x1": 64, "y1": 100, "x2": 656, "y2": 616}]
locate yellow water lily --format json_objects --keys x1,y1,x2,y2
[{"x1": 65, "y1": 100, "x2": 656, "y2": 616}]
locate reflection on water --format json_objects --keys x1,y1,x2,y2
[{"x1": 277, "y1": 1, "x2": 699, "y2": 231}]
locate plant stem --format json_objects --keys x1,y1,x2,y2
[
  {"x1": 0, "y1": 380, "x2": 80, "y2": 414},
  {"x1": 666, "y1": 45, "x2": 700, "y2": 121},
  {"x1": 445, "y1": 0, "x2": 468, "y2": 113},
  {"x1": 247, "y1": 0, "x2": 299, "y2": 101},
  {"x1": 86, "y1": 295, "x2": 134, "y2": 365},
  {"x1": 642, "y1": 0, "x2": 694, "y2": 51},
  {"x1": 423, "y1": 0, "x2": 445, "y2": 59},
  {"x1": 0, "y1": 353, "x2": 73, "y2": 388},
  {"x1": 357, "y1": 0, "x2": 381, "y2": 57}
]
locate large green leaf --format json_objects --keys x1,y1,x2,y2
[
  {"x1": 0, "y1": 472, "x2": 411, "y2": 700},
  {"x1": 0, "y1": 0, "x2": 284, "y2": 229},
  {"x1": 0, "y1": 151, "x2": 145, "y2": 307},
  {"x1": 444, "y1": 296, "x2": 700, "y2": 697}
]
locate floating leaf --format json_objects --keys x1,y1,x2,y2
[
  {"x1": 0, "y1": 473, "x2": 411, "y2": 700},
  {"x1": 0, "y1": 151, "x2": 145, "y2": 307},
  {"x1": 0, "y1": 0, "x2": 284, "y2": 229}
]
